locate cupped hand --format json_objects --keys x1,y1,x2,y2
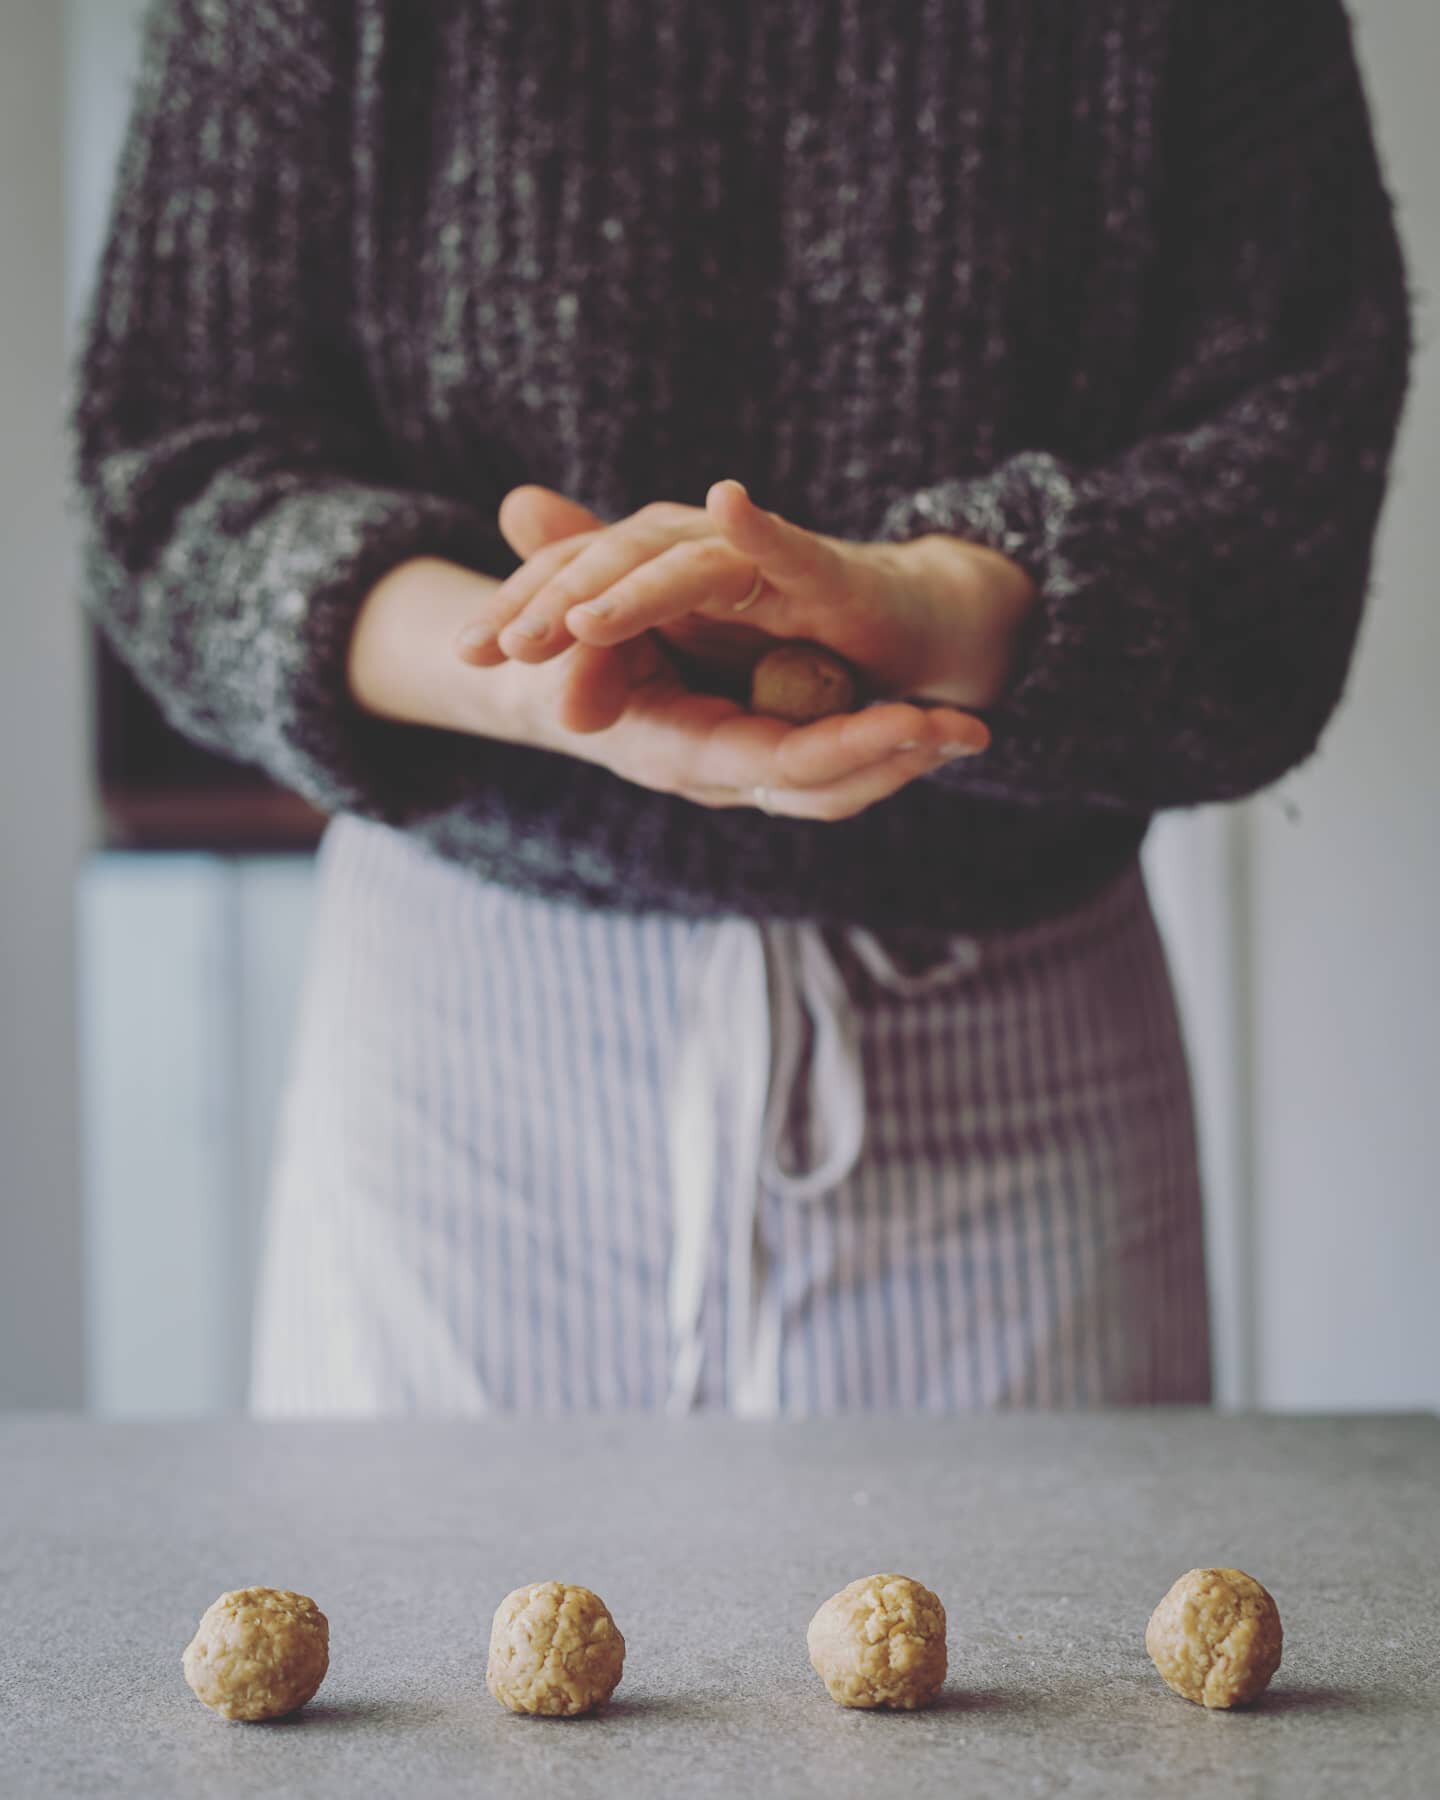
[{"x1": 505, "y1": 631, "x2": 988, "y2": 821}]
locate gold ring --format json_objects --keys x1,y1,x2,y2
[{"x1": 734, "y1": 567, "x2": 765, "y2": 612}]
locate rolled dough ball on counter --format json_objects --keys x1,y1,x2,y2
[
  {"x1": 807, "y1": 1573, "x2": 948, "y2": 1710},
  {"x1": 750, "y1": 642, "x2": 859, "y2": 722},
  {"x1": 182, "y1": 1586, "x2": 329, "y2": 1721},
  {"x1": 1146, "y1": 1567, "x2": 1283, "y2": 1708},
  {"x1": 486, "y1": 1581, "x2": 626, "y2": 1716}
]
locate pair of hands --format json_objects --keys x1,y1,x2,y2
[{"x1": 442, "y1": 480, "x2": 1036, "y2": 821}]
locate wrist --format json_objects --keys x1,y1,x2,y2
[
  {"x1": 348, "y1": 556, "x2": 533, "y2": 741},
  {"x1": 898, "y1": 534, "x2": 1038, "y2": 710}
]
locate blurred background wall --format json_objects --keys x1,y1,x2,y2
[
  {"x1": 2, "y1": 0, "x2": 1435, "y2": 1415},
  {"x1": 0, "y1": 0, "x2": 89, "y2": 1408}
]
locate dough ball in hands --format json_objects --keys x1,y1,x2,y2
[
  {"x1": 1146, "y1": 1568, "x2": 1283, "y2": 1709},
  {"x1": 487, "y1": 1581, "x2": 625, "y2": 1717},
  {"x1": 182, "y1": 1587, "x2": 329, "y2": 1721},
  {"x1": 750, "y1": 642, "x2": 859, "y2": 723},
  {"x1": 807, "y1": 1573, "x2": 948, "y2": 1710}
]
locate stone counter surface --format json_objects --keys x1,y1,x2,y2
[{"x1": 1, "y1": 1413, "x2": 1436, "y2": 1798}]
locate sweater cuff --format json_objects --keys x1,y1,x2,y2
[
  {"x1": 874, "y1": 450, "x2": 1190, "y2": 766},
  {"x1": 228, "y1": 484, "x2": 517, "y2": 820}
]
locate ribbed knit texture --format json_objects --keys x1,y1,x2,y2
[{"x1": 70, "y1": 0, "x2": 1412, "y2": 930}]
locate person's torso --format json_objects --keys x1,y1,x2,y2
[{"x1": 345, "y1": 0, "x2": 1191, "y2": 530}]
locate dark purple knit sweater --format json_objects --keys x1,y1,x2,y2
[{"x1": 70, "y1": 0, "x2": 1412, "y2": 929}]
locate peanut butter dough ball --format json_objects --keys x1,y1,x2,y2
[
  {"x1": 807, "y1": 1573, "x2": 948, "y2": 1710},
  {"x1": 486, "y1": 1581, "x2": 626, "y2": 1717},
  {"x1": 1146, "y1": 1567, "x2": 1283, "y2": 1708},
  {"x1": 750, "y1": 642, "x2": 859, "y2": 722},
  {"x1": 182, "y1": 1587, "x2": 329, "y2": 1721}
]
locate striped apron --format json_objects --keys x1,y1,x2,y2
[{"x1": 249, "y1": 813, "x2": 1212, "y2": 1415}]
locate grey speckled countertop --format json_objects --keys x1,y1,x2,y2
[{"x1": 2, "y1": 1413, "x2": 1438, "y2": 1799}]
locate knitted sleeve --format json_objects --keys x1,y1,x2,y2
[
  {"x1": 876, "y1": 0, "x2": 1413, "y2": 813},
  {"x1": 69, "y1": 0, "x2": 516, "y2": 820}
]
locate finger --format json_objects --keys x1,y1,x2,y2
[
  {"x1": 562, "y1": 538, "x2": 762, "y2": 647},
  {"x1": 705, "y1": 477, "x2": 844, "y2": 593},
  {"x1": 495, "y1": 514, "x2": 711, "y2": 663},
  {"x1": 497, "y1": 485, "x2": 607, "y2": 560},
  {"x1": 455, "y1": 534, "x2": 599, "y2": 665},
  {"x1": 544, "y1": 632, "x2": 684, "y2": 745},
  {"x1": 769, "y1": 702, "x2": 990, "y2": 787},
  {"x1": 736, "y1": 743, "x2": 962, "y2": 822},
  {"x1": 554, "y1": 642, "x2": 634, "y2": 735},
  {"x1": 615, "y1": 684, "x2": 990, "y2": 797}
]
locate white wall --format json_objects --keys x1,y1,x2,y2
[
  {"x1": 1144, "y1": 812, "x2": 1254, "y2": 1407},
  {"x1": 1246, "y1": 0, "x2": 1440, "y2": 1410},
  {"x1": 64, "y1": 0, "x2": 150, "y2": 327},
  {"x1": 0, "y1": 0, "x2": 90, "y2": 1407}
]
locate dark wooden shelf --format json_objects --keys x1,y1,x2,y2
[{"x1": 101, "y1": 785, "x2": 328, "y2": 853}]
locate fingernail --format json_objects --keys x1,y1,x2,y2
[
  {"x1": 939, "y1": 741, "x2": 985, "y2": 758},
  {"x1": 507, "y1": 617, "x2": 548, "y2": 642},
  {"x1": 896, "y1": 740, "x2": 924, "y2": 752},
  {"x1": 575, "y1": 597, "x2": 612, "y2": 618},
  {"x1": 455, "y1": 624, "x2": 492, "y2": 653}
]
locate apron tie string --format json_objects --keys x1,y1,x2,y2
[{"x1": 665, "y1": 916, "x2": 980, "y2": 1417}]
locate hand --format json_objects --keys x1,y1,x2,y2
[
  {"x1": 459, "y1": 481, "x2": 1037, "y2": 710},
  {"x1": 521, "y1": 633, "x2": 992, "y2": 820},
  {"x1": 349, "y1": 556, "x2": 990, "y2": 821}
]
